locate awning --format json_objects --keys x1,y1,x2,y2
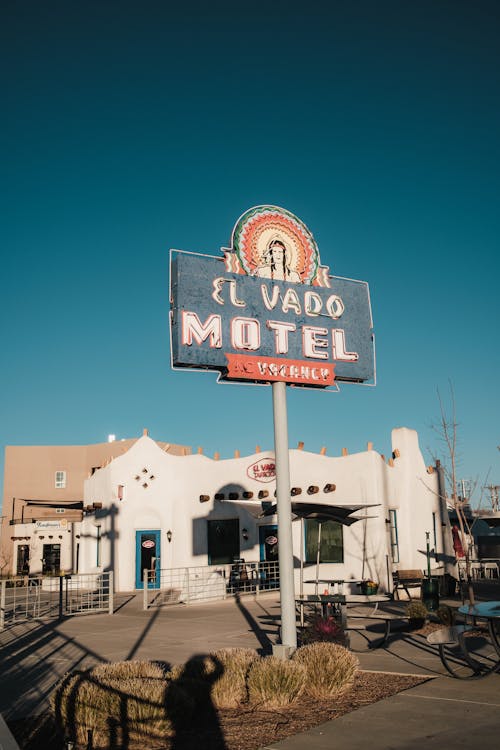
[{"x1": 221, "y1": 498, "x2": 379, "y2": 525}]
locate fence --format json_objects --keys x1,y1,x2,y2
[
  {"x1": 143, "y1": 559, "x2": 280, "y2": 610},
  {"x1": 0, "y1": 572, "x2": 114, "y2": 630}
]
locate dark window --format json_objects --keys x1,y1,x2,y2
[
  {"x1": 207, "y1": 519, "x2": 239, "y2": 565},
  {"x1": 42, "y1": 544, "x2": 61, "y2": 576},
  {"x1": 96, "y1": 525, "x2": 101, "y2": 567},
  {"x1": 16, "y1": 545, "x2": 30, "y2": 575},
  {"x1": 304, "y1": 520, "x2": 343, "y2": 563},
  {"x1": 389, "y1": 510, "x2": 399, "y2": 563}
]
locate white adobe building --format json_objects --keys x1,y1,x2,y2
[{"x1": 77, "y1": 426, "x2": 453, "y2": 593}]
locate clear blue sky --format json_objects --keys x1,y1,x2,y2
[{"x1": 2, "y1": 0, "x2": 499, "y2": 509}]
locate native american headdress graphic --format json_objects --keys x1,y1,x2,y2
[{"x1": 223, "y1": 205, "x2": 331, "y2": 287}]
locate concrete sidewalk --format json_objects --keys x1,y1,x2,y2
[
  {"x1": 262, "y1": 674, "x2": 500, "y2": 749},
  {"x1": 0, "y1": 591, "x2": 499, "y2": 748}
]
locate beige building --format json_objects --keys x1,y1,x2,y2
[{"x1": 0, "y1": 431, "x2": 190, "y2": 577}]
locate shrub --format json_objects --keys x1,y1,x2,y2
[
  {"x1": 167, "y1": 650, "x2": 258, "y2": 709},
  {"x1": 436, "y1": 605, "x2": 454, "y2": 626},
  {"x1": 50, "y1": 661, "x2": 193, "y2": 747},
  {"x1": 247, "y1": 656, "x2": 306, "y2": 708},
  {"x1": 300, "y1": 614, "x2": 346, "y2": 645},
  {"x1": 208, "y1": 648, "x2": 259, "y2": 708},
  {"x1": 90, "y1": 660, "x2": 168, "y2": 680},
  {"x1": 167, "y1": 654, "x2": 225, "y2": 707},
  {"x1": 405, "y1": 601, "x2": 429, "y2": 620},
  {"x1": 292, "y1": 642, "x2": 359, "y2": 699}
]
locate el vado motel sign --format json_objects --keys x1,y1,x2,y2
[
  {"x1": 170, "y1": 206, "x2": 375, "y2": 387},
  {"x1": 169, "y1": 205, "x2": 375, "y2": 653}
]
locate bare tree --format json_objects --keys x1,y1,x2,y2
[{"x1": 429, "y1": 382, "x2": 475, "y2": 604}]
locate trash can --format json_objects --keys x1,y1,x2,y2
[{"x1": 421, "y1": 577, "x2": 439, "y2": 611}]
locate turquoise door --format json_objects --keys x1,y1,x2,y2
[
  {"x1": 135, "y1": 530, "x2": 161, "y2": 589},
  {"x1": 258, "y1": 525, "x2": 279, "y2": 590}
]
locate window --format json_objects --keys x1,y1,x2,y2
[
  {"x1": 207, "y1": 519, "x2": 239, "y2": 565},
  {"x1": 96, "y1": 525, "x2": 101, "y2": 567},
  {"x1": 55, "y1": 471, "x2": 66, "y2": 489},
  {"x1": 389, "y1": 510, "x2": 399, "y2": 563},
  {"x1": 42, "y1": 544, "x2": 61, "y2": 576},
  {"x1": 432, "y1": 512, "x2": 437, "y2": 548},
  {"x1": 304, "y1": 520, "x2": 343, "y2": 563},
  {"x1": 16, "y1": 544, "x2": 30, "y2": 575}
]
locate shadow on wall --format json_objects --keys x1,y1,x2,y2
[
  {"x1": 192, "y1": 483, "x2": 261, "y2": 559},
  {"x1": 78, "y1": 503, "x2": 120, "y2": 577}
]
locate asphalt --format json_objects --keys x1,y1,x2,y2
[{"x1": 1, "y1": 585, "x2": 499, "y2": 749}]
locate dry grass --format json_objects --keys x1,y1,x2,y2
[
  {"x1": 89, "y1": 660, "x2": 168, "y2": 680},
  {"x1": 246, "y1": 656, "x2": 306, "y2": 708},
  {"x1": 209, "y1": 648, "x2": 260, "y2": 707},
  {"x1": 13, "y1": 670, "x2": 428, "y2": 750},
  {"x1": 50, "y1": 661, "x2": 192, "y2": 748},
  {"x1": 292, "y1": 642, "x2": 359, "y2": 698}
]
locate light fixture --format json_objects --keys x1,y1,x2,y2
[
  {"x1": 167, "y1": 530, "x2": 173, "y2": 543},
  {"x1": 242, "y1": 528, "x2": 249, "y2": 540}
]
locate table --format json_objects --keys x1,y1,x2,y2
[
  {"x1": 295, "y1": 592, "x2": 394, "y2": 650},
  {"x1": 304, "y1": 578, "x2": 349, "y2": 595},
  {"x1": 295, "y1": 593, "x2": 390, "y2": 627},
  {"x1": 458, "y1": 601, "x2": 500, "y2": 657},
  {"x1": 345, "y1": 593, "x2": 391, "y2": 614},
  {"x1": 295, "y1": 594, "x2": 345, "y2": 627},
  {"x1": 429, "y1": 601, "x2": 500, "y2": 678}
]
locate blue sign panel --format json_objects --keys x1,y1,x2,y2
[{"x1": 169, "y1": 206, "x2": 375, "y2": 388}]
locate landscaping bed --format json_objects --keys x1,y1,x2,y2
[{"x1": 9, "y1": 670, "x2": 428, "y2": 750}]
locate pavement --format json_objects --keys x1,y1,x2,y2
[{"x1": 0, "y1": 584, "x2": 499, "y2": 748}]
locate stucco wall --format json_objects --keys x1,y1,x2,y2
[{"x1": 77, "y1": 428, "x2": 445, "y2": 592}]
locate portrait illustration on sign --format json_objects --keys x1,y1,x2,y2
[{"x1": 223, "y1": 205, "x2": 331, "y2": 287}]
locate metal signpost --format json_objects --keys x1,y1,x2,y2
[{"x1": 169, "y1": 205, "x2": 375, "y2": 654}]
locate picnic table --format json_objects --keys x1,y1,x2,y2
[
  {"x1": 427, "y1": 600, "x2": 500, "y2": 678},
  {"x1": 295, "y1": 591, "x2": 396, "y2": 649}
]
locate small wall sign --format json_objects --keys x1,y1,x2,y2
[{"x1": 246, "y1": 458, "x2": 276, "y2": 483}]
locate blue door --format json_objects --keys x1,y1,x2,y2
[
  {"x1": 135, "y1": 530, "x2": 161, "y2": 589},
  {"x1": 258, "y1": 525, "x2": 279, "y2": 590}
]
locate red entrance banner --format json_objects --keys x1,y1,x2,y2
[{"x1": 225, "y1": 353, "x2": 335, "y2": 386}]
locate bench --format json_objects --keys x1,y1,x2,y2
[
  {"x1": 392, "y1": 569, "x2": 423, "y2": 600},
  {"x1": 426, "y1": 625, "x2": 486, "y2": 678},
  {"x1": 346, "y1": 611, "x2": 406, "y2": 649},
  {"x1": 427, "y1": 624, "x2": 473, "y2": 646}
]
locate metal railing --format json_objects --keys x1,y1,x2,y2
[
  {"x1": 0, "y1": 572, "x2": 113, "y2": 630},
  {"x1": 143, "y1": 560, "x2": 280, "y2": 610}
]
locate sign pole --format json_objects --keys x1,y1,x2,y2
[{"x1": 272, "y1": 380, "x2": 297, "y2": 655}]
